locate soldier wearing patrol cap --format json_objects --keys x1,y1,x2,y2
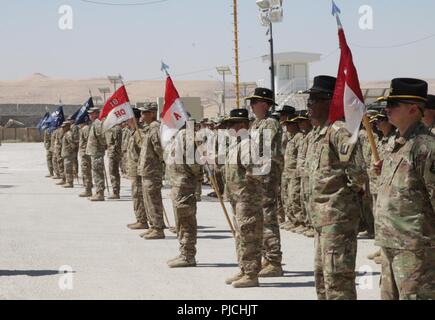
[
  {"x1": 78, "y1": 111, "x2": 93, "y2": 197},
  {"x1": 60, "y1": 120, "x2": 75, "y2": 188},
  {"x1": 245, "y1": 87, "x2": 284, "y2": 277},
  {"x1": 374, "y1": 78, "x2": 435, "y2": 300},
  {"x1": 305, "y1": 75, "x2": 366, "y2": 300},
  {"x1": 86, "y1": 106, "x2": 107, "y2": 201},
  {"x1": 422, "y1": 94, "x2": 435, "y2": 134},
  {"x1": 137, "y1": 102, "x2": 166, "y2": 240}
]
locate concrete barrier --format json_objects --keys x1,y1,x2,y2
[{"x1": 0, "y1": 127, "x2": 43, "y2": 142}]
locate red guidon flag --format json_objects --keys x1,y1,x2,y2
[
  {"x1": 330, "y1": 1, "x2": 365, "y2": 143},
  {"x1": 160, "y1": 76, "x2": 189, "y2": 147},
  {"x1": 99, "y1": 85, "x2": 135, "y2": 132}
]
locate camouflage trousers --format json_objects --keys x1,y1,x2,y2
[
  {"x1": 142, "y1": 175, "x2": 164, "y2": 230},
  {"x1": 56, "y1": 152, "x2": 64, "y2": 180},
  {"x1": 359, "y1": 186, "x2": 374, "y2": 235},
  {"x1": 46, "y1": 150, "x2": 54, "y2": 175},
  {"x1": 171, "y1": 183, "x2": 197, "y2": 260},
  {"x1": 72, "y1": 153, "x2": 79, "y2": 179},
  {"x1": 121, "y1": 152, "x2": 128, "y2": 176},
  {"x1": 231, "y1": 200, "x2": 263, "y2": 276},
  {"x1": 131, "y1": 176, "x2": 147, "y2": 224},
  {"x1": 195, "y1": 167, "x2": 203, "y2": 200},
  {"x1": 289, "y1": 174, "x2": 304, "y2": 227},
  {"x1": 300, "y1": 176, "x2": 313, "y2": 228},
  {"x1": 108, "y1": 156, "x2": 121, "y2": 194},
  {"x1": 52, "y1": 152, "x2": 60, "y2": 177},
  {"x1": 63, "y1": 156, "x2": 74, "y2": 185},
  {"x1": 214, "y1": 165, "x2": 225, "y2": 196},
  {"x1": 80, "y1": 153, "x2": 93, "y2": 192},
  {"x1": 91, "y1": 155, "x2": 105, "y2": 194},
  {"x1": 260, "y1": 176, "x2": 282, "y2": 265},
  {"x1": 279, "y1": 175, "x2": 290, "y2": 223},
  {"x1": 380, "y1": 247, "x2": 435, "y2": 300},
  {"x1": 314, "y1": 222, "x2": 359, "y2": 300}
]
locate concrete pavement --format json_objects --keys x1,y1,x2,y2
[{"x1": 0, "y1": 143, "x2": 381, "y2": 300}]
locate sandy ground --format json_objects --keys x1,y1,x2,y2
[{"x1": 0, "y1": 143, "x2": 382, "y2": 300}]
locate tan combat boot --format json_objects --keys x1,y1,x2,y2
[
  {"x1": 232, "y1": 275, "x2": 259, "y2": 288},
  {"x1": 56, "y1": 180, "x2": 66, "y2": 186},
  {"x1": 258, "y1": 261, "x2": 283, "y2": 278},
  {"x1": 63, "y1": 182, "x2": 73, "y2": 188},
  {"x1": 373, "y1": 255, "x2": 383, "y2": 264},
  {"x1": 167, "y1": 256, "x2": 196, "y2": 268},
  {"x1": 367, "y1": 250, "x2": 381, "y2": 260},
  {"x1": 128, "y1": 222, "x2": 148, "y2": 230},
  {"x1": 45, "y1": 174, "x2": 53, "y2": 178},
  {"x1": 88, "y1": 191, "x2": 104, "y2": 201},
  {"x1": 107, "y1": 193, "x2": 120, "y2": 200},
  {"x1": 303, "y1": 229, "x2": 315, "y2": 238},
  {"x1": 79, "y1": 190, "x2": 92, "y2": 197},
  {"x1": 225, "y1": 272, "x2": 244, "y2": 285},
  {"x1": 143, "y1": 228, "x2": 165, "y2": 240}
]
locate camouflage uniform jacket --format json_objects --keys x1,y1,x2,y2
[
  {"x1": 50, "y1": 130, "x2": 57, "y2": 152},
  {"x1": 71, "y1": 125, "x2": 80, "y2": 153},
  {"x1": 122, "y1": 127, "x2": 131, "y2": 154},
  {"x1": 138, "y1": 121, "x2": 164, "y2": 177},
  {"x1": 86, "y1": 119, "x2": 106, "y2": 157},
  {"x1": 375, "y1": 122, "x2": 435, "y2": 250},
  {"x1": 250, "y1": 117, "x2": 283, "y2": 177},
  {"x1": 78, "y1": 124, "x2": 91, "y2": 157},
  {"x1": 61, "y1": 130, "x2": 74, "y2": 158},
  {"x1": 296, "y1": 129, "x2": 314, "y2": 179},
  {"x1": 306, "y1": 121, "x2": 366, "y2": 228},
  {"x1": 225, "y1": 136, "x2": 262, "y2": 203},
  {"x1": 284, "y1": 132, "x2": 303, "y2": 178},
  {"x1": 54, "y1": 128, "x2": 64, "y2": 154},
  {"x1": 105, "y1": 125, "x2": 122, "y2": 159},
  {"x1": 370, "y1": 130, "x2": 395, "y2": 195},
  {"x1": 127, "y1": 127, "x2": 144, "y2": 178},
  {"x1": 44, "y1": 130, "x2": 51, "y2": 151},
  {"x1": 165, "y1": 128, "x2": 201, "y2": 187}
]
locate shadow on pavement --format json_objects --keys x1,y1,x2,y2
[
  {"x1": 197, "y1": 235, "x2": 232, "y2": 240},
  {"x1": 260, "y1": 281, "x2": 316, "y2": 288},
  {"x1": 197, "y1": 263, "x2": 239, "y2": 268},
  {"x1": 0, "y1": 185, "x2": 14, "y2": 188},
  {"x1": 0, "y1": 270, "x2": 75, "y2": 277}
]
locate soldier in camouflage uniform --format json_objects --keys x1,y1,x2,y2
[
  {"x1": 278, "y1": 105, "x2": 296, "y2": 228},
  {"x1": 50, "y1": 128, "x2": 60, "y2": 179},
  {"x1": 305, "y1": 76, "x2": 366, "y2": 300},
  {"x1": 86, "y1": 107, "x2": 107, "y2": 201},
  {"x1": 70, "y1": 120, "x2": 80, "y2": 181},
  {"x1": 60, "y1": 121, "x2": 75, "y2": 188},
  {"x1": 126, "y1": 109, "x2": 149, "y2": 231},
  {"x1": 138, "y1": 103, "x2": 165, "y2": 240},
  {"x1": 121, "y1": 122, "x2": 130, "y2": 177},
  {"x1": 43, "y1": 129, "x2": 54, "y2": 177},
  {"x1": 166, "y1": 123, "x2": 202, "y2": 268},
  {"x1": 366, "y1": 109, "x2": 395, "y2": 263},
  {"x1": 294, "y1": 111, "x2": 315, "y2": 238},
  {"x1": 54, "y1": 127, "x2": 66, "y2": 186},
  {"x1": 246, "y1": 87, "x2": 284, "y2": 277},
  {"x1": 224, "y1": 109, "x2": 263, "y2": 288},
  {"x1": 105, "y1": 124, "x2": 123, "y2": 199},
  {"x1": 422, "y1": 94, "x2": 435, "y2": 134},
  {"x1": 78, "y1": 118, "x2": 93, "y2": 197},
  {"x1": 281, "y1": 113, "x2": 302, "y2": 232},
  {"x1": 374, "y1": 78, "x2": 435, "y2": 300}
]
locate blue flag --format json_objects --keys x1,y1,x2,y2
[
  {"x1": 47, "y1": 106, "x2": 65, "y2": 133},
  {"x1": 72, "y1": 97, "x2": 94, "y2": 125},
  {"x1": 36, "y1": 112, "x2": 50, "y2": 132}
]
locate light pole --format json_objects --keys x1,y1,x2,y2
[
  {"x1": 107, "y1": 75, "x2": 123, "y2": 92},
  {"x1": 216, "y1": 66, "x2": 232, "y2": 115},
  {"x1": 256, "y1": 0, "x2": 284, "y2": 102},
  {"x1": 98, "y1": 87, "x2": 111, "y2": 103}
]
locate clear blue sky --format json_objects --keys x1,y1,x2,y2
[{"x1": 0, "y1": 0, "x2": 434, "y2": 82}]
